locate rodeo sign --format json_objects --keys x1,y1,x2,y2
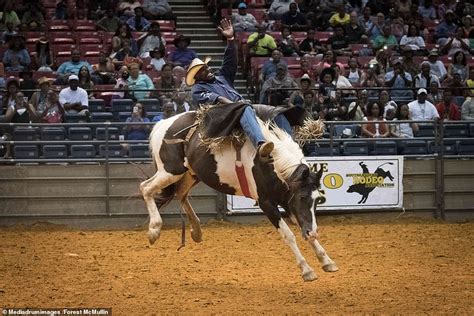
[{"x1": 227, "y1": 156, "x2": 404, "y2": 213}]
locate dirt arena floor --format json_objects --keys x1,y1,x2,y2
[{"x1": 0, "y1": 213, "x2": 473, "y2": 315}]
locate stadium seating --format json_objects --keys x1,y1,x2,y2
[
  {"x1": 96, "y1": 127, "x2": 120, "y2": 140},
  {"x1": 14, "y1": 127, "x2": 39, "y2": 141},
  {"x1": 457, "y1": 139, "x2": 474, "y2": 155},
  {"x1": 371, "y1": 141, "x2": 398, "y2": 155},
  {"x1": 70, "y1": 145, "x2": 96, "y2": 158},
  {"x1": 402, "y1": 140, "x2": 428, "y2": 155},
  {"x1": 99, "y1": 144, "x2": 125, "y2": 158},
  {"x1": 88, "y1": 99, "x2": 107, "y2": 112},
  {"x1": 342, "y1": 141, "x2": 369, "y2": 156},
  {"x1": 428, "y1": 140, "x2": 457, "y2": 155},
  {"x1": 41, "y1": 127, "x2": 66, "y2": 141},
  {"x1": 444, "y1": 124, "x2": 469, "y2": 138},
  {"x1": 68, "y1": 127, "x2": 93, "y2": 140},
  {"x1": 14, "y1": 145, "x2": 39, "y2": 159},
  {"x1": 129, "y1": 144, "x2": 150, "y2": 158},
  {"x1": 43, "y1": 145, "x2": 67, "y2": 158}
]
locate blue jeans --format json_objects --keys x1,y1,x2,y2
[{"x1": 240, "y1": 106, "x2": 293, "y2": 147}]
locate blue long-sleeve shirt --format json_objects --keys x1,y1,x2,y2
[{"x1": 191, "y1": 41, "x2": 243, "y2": 105}]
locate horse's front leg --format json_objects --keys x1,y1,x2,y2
[
  {"x1": 308, "y1": 238, "x2": 339, "y2": 272},
  {"x1": 260, "y1": 201, "x2": 317, "y2": 282}
]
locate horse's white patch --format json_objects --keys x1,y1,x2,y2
[{"x1": 309, "y1": 190, "x2": 320, "y2": 237}]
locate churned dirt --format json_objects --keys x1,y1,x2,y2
[{"x1": 0, "y1": 214, "x2": 473, "y2": 315}]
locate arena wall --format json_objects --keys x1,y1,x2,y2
[{"x1": 0, "y1": 159, "x2": 473, "y2": 228}]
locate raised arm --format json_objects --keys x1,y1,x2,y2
[{"x1": 217, "y1": 18, "x2": 238, "y2": 85}]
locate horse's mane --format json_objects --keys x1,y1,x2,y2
[{"x1": 259, "y1": 120, "x2": 307, "y2": 180}]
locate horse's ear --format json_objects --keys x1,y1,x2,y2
[{"x1": 301, "y1": 165, "x2": 310, "y2": 179}]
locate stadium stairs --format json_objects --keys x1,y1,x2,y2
[{"x1": 170, "y1": 0, "x2": 249, "y2": 98}]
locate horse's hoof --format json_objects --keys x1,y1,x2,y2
[
  {"x1": 148, "y1": 229, "x2": 161, "y2": 245},
  {"x1": 191, "y1": 230, "x2": 202, "y2": 243},
  {"x1": 302, "y1": 271, "x2": 318, "y2": 282},
  {"x1": 322, "y1": 263, "x2": 339, "y2": 272}
]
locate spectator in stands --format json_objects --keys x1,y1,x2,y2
[
  {"x1": 118, "y1": 0, "x2": 143, "y2": 19},
  {"x1": 59, "y1": 75, "x2": 89, "y2": 114},
  {"x1": 434, "y1": 10, "x2": 457, "y2": 45},
  {"x1": 333, "y1": 63, "x2": 354, "y2": 94},
  {"x1": 347, "y1": 89, "x2": 369, "y2": 121},
  {"x1": 448, "y1": 51, "x2": 470, "y2": 82},
  {"x1": 317, "y1": 67, "x2": 337, "y2": 114},
  {"x1": 360, "y1": 61, "x2": 383, "y2": 98},
  {"x1": 172, "y1": 90, "x2": 192, "y2": 114},
  {"x1": 54, "y1": 0, "x2": 68, "y2": 20},
  {"x1": 298, "y1": 29, "x2": 325, "y2": 57},
  {"x1": 33, "y1": 37, "x2": 53, "y2": 72},
  {"x1": 408, "y1": 88, "x2": 439, "y2": 120},
  {"x1": 152, "y1": 99, "x2": 175, "y2": 121},
  {"x1": 138, "y1": 22, "x2": 166, "y2": 58},
  {"x1": 427, "y1": 49, "x2": 447, "y2": 82},
  {"x1": 326, "y1": 25, "x2": 351, "y2": 56},
  {"x1": 168, "y1": 34, "x2": 197, "y2": 68},
  {"x1": 389, "y1": 15, "x2": 406, "y2": 42},
  {"x1": 93, "y1": 52, "x2": 116, "y2": 84},
  {"x1": 359, "y1": 6, "x2": 374, "y2": 35},
  {"x1": 391, "y1": 103, "x2": 418, "y2": 138},
  {"x1": 2, "y1": 35, "x2": 30, "y2": 72},
  {"x1": 260, "y1": 63, "x2": 298, "y2": 105},
  {"x1": 278, "y1": 27, "x2": 299, "y2": 57},
  {"x1": 112, "y1": 23, "x2": 139, "y2": 57},
  {"x1": 314, "y1": 50, "x2": 337, "y2": 79},
  {"x1": 56, "y1": 49, "x2": 93, "y2": 84},
  {"x1": 281, "y1": 2, "x2": 310, "y2": 31},
  {"x1": 123, "y1": 102, "x2": 151, "y2": 144},
  {"x1": 329, "y1": 4, "x2": 350, "y2": 28},
  {"x1": 346, "y1": 57, "x2": 362, "y2": 86},
  {"x1": 259, "y1": 49, "x2": 287, "y2": 83},
  {"x1": 301, "y1": 90, "x2": 319, "y2": 119},
  {"x1": 444, "y1": 73, "x2": 468, "y2": 98},
  {"x1": 19, "y1": 71, "x2": 37, "y2": 99},
  {"x1": 296, "y1": 58, "x2": 316, "y2": 80},
  {"x1": 30, "y1": 77, "x2": 52, "y2": 119},
  {"x1": 97, "y1": 7, "x2": 122, "y2": 32},
  {"x1": 288, "y1": 74, "x2": 312, "y2": 108},
  {"x1": 149, "y1": 47, "x2": 166, "y2": 71},
  {"x1": 380, "y1": 89, "x2": 399, "y2": 118},
  {"x1": 247, "y1": 24, "x2": 277, "y2": 57},
  {"x1": 154, "y1": 63, "x2": 180, "y2": 100},
  {"x1": 401, "y1": 48, "x2": 419, "y2": 80},
  {"x1": 467, "y1": 68, "x2": 474, "y2": 95},
  {"x1": 441, "y1": 26, "x2": 471, "y2": 57},
  {"x1": 1, "y1": 1, "x2": 21, "y2": 29},
  {"x1": 385, "y1": 59, "x2": 413, "y2": 100},
  {"x1": 39, "y1": 89, "x2": 64, "y2": 124},
  {"x1": 268, "y1": 0, "x2": 295, "y2": 20},
  {"x1": 142, "y1": 0, "x2": 176, "y2": 25},
  {"x1": 4, "y1": 90, "x2": 36, "y2": 124},
  {"x1": 461, "y1": 15, "x2": 473, "y2": 38},
  {"x1": 372, "y1": 25, "x2": 398, "y2": 51},
  {"x1": 345, "y1": 11, "x2": 365, "y2": 44},
  {"x1": 461, "y1": 97, "x2": 474, "y2": 120},
  {"x1": 362, "y1": 102, "x2": 390, "y2": 138},
  {"x1": 231, "y1": 3, "x2": 257, "y2": 33},
  {"x1": 20, "y1": 2, "x2": 45, "y2": 32},
  {"x1": 427, "y1": 81, "x2": 443, "y2": 105},
  {"x1": 127, "y1": 6, "x2": 151, "y2": 31},
  {"x1": 418, "y1": 0, "x2": 437, "y2": 19},
  {"x1": 415, "y1": 62, "x2": 440, "y2": 91},
  {"x1": 78, "y1": 66, "x2": 95, "y2": 98},
  {"x1": 400, "y1": 24, "x2": 426, "y2": 52},
  {"x1": 0, "y1": 21, "x2": 17, "y2": 45},
  {"x1": 112, "y1": 39, "x2": 139, "y2": 69},
  {"x1": 127, "y1": 62, "x2": 154, "y2": 100},
  {"x1": 260, "y1": 10, "x2": 276, "y2": 32},
  {"x1": 2, "y1": 78, "x2": 20, "y2": 115},
  {"x1": 436, "y1": 89, "x2": 461, "y2": 120},
  {"x1": 113, "y1": 66, "x2": 130, "y2": 99}
]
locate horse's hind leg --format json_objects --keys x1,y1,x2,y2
[
  {"x1": 140, "y1": 171, "x2": 184, "y2": 245},
  {"x1": 308, "y1": 239, "x2": 339, "y2": 272},
  {"x1": 175, "y1": 173, "x2": 202, "y2": 242}
]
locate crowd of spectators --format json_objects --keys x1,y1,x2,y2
[{"x1": 1, "y1": 0, "x2": 474, "y2": 159}]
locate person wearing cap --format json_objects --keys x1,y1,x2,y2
[
  {"x1": 138, "y1": 22, "x2": 166, "y2": 58},
  {"x1": 2, "y1": 35, "x2": 31, "y2": 72},
  {"x1": 231, "y1": 2, "x2": 257, "y2": 33},
  {"x1": 415, "y1": 62, "x2": 440, "y2": 91},
  {"x1": 58, "y1": 75, "x2": 89, "y2": 114},
  {"x1": 427, "y1": 49, "x2": 447, "y2": 81},
  {"x1": 281, "y1": 2, "x2": 310, "y2": 31},
  {"x1": 127, "y1": 6, "x2": 151, "y2": 32},
  {"x1": 384, "y1": 59, "x2": 413, "y2": 100},
  {"x1": 288, "y1": 74, "x2": 312, "y2": 108},
  {"x1": 407, "y1": 88, "x2": 439, "y2": 121},
  {"x1": 168, "y1": 34, "x2": 197, "y2": 68},
  {"x1": 186, "y1": 19, "x2": 297, "y2": 160},
  {"x1": 434, "y1": 10, "x2": 458, "y2": 45},
  {"x1": 260, "y1": 63, "x2": 298, "y2": 105}
]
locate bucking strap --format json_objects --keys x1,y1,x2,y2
[{"x1": 234, "y1": 141, "x2": 252, "y2": 198}]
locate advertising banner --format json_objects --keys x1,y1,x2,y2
[{"x1": 227, "y1": 156, "x2": 404, "y2": 213}]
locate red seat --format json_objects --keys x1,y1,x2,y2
[
  {"x1": 49, "y1": 25, "x2": 72, "y2": 32},
  {"x1": 155, "y1": 20, "x2": 175, "y2": 32},
  {"x1": 162, "y1": 32, "x2": 177, "y2": 42},
  {"x1": 78, "y1": 37, "x2": 102, "y2": 45},
  {"x1": 52, "y1": 37, "x2": 75, "y2": 45},
  {"x1": 351, "y1": 44, "x2": 373, "y2": 56},
  {"x1": 42, "y1": 0, "x2": 57, "y2": 8},
  {"x1": 32, "y1": 71, "x2": 56, "y2": 80},
  {"x1": 248, "y1": 0, "x2": 266, "y2": 8}
]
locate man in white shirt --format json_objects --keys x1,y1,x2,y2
[
  {"x1": 59, "y1": 75, "x2": 89, "y2": 114},
  {"x1": 408, "y1": 88, "x2": 439, "y2": 121}
]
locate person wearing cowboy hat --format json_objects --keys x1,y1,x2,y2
[
  {"x1": 186, "y1": 19, "x2": 301, "y2": 160},
  {"x1": 168, "y1": 34, "x2": 197, "y2": 68},
  {"x1": 31, "y1": 77, "x2": 55, "y2": 119}
]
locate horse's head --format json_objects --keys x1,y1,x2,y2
[{"x1": 285, "y1": 164, "x2": 324, "y2": 240}]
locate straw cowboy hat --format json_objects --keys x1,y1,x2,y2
[
  {"x1": 38, "y1": 77, "x2": 52, "y2": 86},
  {"x1": 185, "y1": 56, "x2": 211, "y2": 86}
]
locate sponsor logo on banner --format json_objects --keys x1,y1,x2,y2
[{"x1": 227, "y1": 156, "x2": 404, "y2": 213}]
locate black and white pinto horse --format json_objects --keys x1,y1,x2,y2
[{"x1": 140, "y1": 111, "x2": 338, "y2": 281}]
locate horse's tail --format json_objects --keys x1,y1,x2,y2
[
  {"x1": 376, "y1": 162, "x2": 394, "y2": 169},
  {"x1": 154, "y1": 182, "x2": 177, "y2": 209}
]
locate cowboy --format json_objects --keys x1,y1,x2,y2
[
  {"x1": 168, "y1": 34, "x2": 197, "y2": 68},
  {"x1": 185, "y1": 19, "x2": 300, "y2": 160}
]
